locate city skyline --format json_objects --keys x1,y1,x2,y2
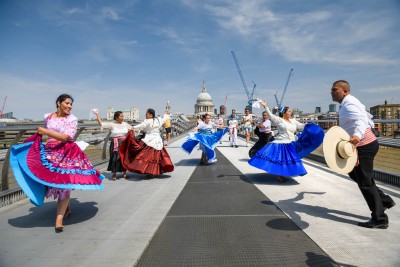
[{"x1": 1, "y1": 0, "x2": 399, "y2": 120}]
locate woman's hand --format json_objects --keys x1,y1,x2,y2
[
  {"x1": 37, "y1": 127, "x2": 46, "y2": 136},
  {"x1": 261, "y1": 100, "x2": 267, "y2": 109}
]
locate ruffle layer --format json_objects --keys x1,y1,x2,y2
[
  {"x1": 120, "y1": 131, "x2": 174, "y2": 175},
  {"x1": 248, "y1": 142, "x2": 307, "y2": 177},
  {"x1": 10, "y1": 134, "x2": 104, "y2": 206},
  {"x1": 293, "y1": 123, "x2": 325, "y2": 159},
  {"x1": 181, "y1": 128, "x2": 228, "y2": 163},
  {"x1": 248, "y1": 123, "x2": 324, "y2": 177}
]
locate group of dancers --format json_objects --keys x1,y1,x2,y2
[
  {"x1": 183, "y1": 100, "x2": 324, "y2": 183},
  {"x1": 10, "y1": 79, "x2": 396, "y2": 233}
]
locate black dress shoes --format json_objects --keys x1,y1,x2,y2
[{"x1": 358, "y1": 219, "x2": 388, "y2": 229}]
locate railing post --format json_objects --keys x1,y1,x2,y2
[
  {"x1": 1, "y1": 130, "x2": 27, "y2": 191},
  {"x1": 102, "y1": 131, "x2": 112, "y2": 160},
  {"x1": 73, "y1": 127, "x2": 86, "y2": 141}
]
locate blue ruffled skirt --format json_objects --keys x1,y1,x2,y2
[
  {"x1": 248, "y1": 124, "x2": 324, "y2": 177},
  {"x1": 182, "y1": 128, "x2": 228, "y2": 163}
]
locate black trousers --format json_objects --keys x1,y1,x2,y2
[{"x1": 348, "y1": 140, "x2": 393, "y2": 223}]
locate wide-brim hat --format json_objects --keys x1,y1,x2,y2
[{"x1": 323, "y1": 126, "x2": 358, "y2": 174}]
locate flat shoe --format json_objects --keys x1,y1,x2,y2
[{"x1": 55, "y1": 226, "x2": 64, "y2": 233}]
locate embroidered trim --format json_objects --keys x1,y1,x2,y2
[{"x1": 39, "y1": 142, "x2": 97, "y2": 175}]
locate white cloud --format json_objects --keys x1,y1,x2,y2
[
  {"x1": 101, "y1": 7, "x2": 121, "y2": 21},
  {"x1": 63, "y1": 8, "x2": 83, "y2": 15},
  {"x1": 198, "y1": 0, "x2": 399, "y2": 65}
]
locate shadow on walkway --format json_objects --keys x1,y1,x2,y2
[
  {"x1": 8, "y1": 198, "x2": 98, "y2": 228},
  {"x1": 262, "y1": 191, "x2": 370, "y2": 230}
]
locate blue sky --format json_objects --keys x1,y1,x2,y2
[{"x1": 1, "y1": 0, "x2": 399, "y2": 121}]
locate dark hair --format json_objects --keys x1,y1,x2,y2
[
  {"x1": 333, "y1": 80, "x2": 349, "y2": 86},
  {"x1": 113, "y1": 111, "x2": 123, "y2": 120},
  {"x1": 147, "y1": 108, "x2": 155, "y2": 118},
  {"x1": 56, "y1": 94, "x2": 73, "y2": 108},
  {"x1": 333, "y1": 80, "x2": 350, "y2": 91},
  {"x1": 203, "y1": 113, "x2": 210, "y2": 120},
  {"x1": 278, "y1": 106, "x2": 289, "y2": 118}
]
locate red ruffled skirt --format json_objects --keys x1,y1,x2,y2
[{"x1": 120, "y1": 131, "x2": 174, "y2": 175}]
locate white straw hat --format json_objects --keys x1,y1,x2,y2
[{"x1": 323, "y1": 126, "x2": 358, "y2": 174}]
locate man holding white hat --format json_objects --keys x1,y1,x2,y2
[{"x1": 330, "y1": 80, "x2": 395, "y2": 229}]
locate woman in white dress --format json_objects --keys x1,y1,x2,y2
[
  {"x1": 94, "y1": 111, "x2": 132, "y2": 180},
  {"x1": 182, "y1": 113, "x2": 228, "y2": 164},
  {"x1": 120, "y1": 108, "x2": 174, "y2": 178},
  {"x1": 248, "y1": 100, "x2": 324, "y2": 182}
]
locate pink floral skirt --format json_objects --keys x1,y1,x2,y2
[{"x1": 45, "y1": 187, "x2": 72, "y2": 200}]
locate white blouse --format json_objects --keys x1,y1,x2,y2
[
  {"x1": 197, "y1": 121, "x2": 216, "y2": 134},
  {"x1": 243, "y1": 115, "x2": 253, "y2": 126},
  {"x1": 265, "y1": 107, "x2": 304, "y2": 144},
  {"x1": 134, "y1": 118, "x2": 165, "y2": 150},
  {"x1": 102, "y1": 122, "x2": 133, "y2": 138},
  {"x1": 228, "y1": 119, "x2": 238, "y2": 129},
  {"x1": 339, "y1": 94, "x2": 374, "y2": 140}
]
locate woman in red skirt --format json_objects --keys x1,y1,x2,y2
[{"x1": 120, "y1": 108, "x2": 174, "y2": 178}]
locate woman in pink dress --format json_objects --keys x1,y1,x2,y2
[{"x1": 10, "y1": 94, "x2": 104, "y2": 233}]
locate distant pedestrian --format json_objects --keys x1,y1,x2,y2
[
  {"x1": 227, "y1": 109, "x2": 239, "y2": 147},
  {"x1": 243, "y1": 108, "x2": 253, "y2": 147},
  {"x1": 94, "y1": 110, "x2": 132, "y2": 180},
  {"x1": 163, "y1": 111, "x2": 172, "y2": 145},
  {"x1": 10, "y1": 94, "x2": 104, "y2": 233},
  {"x1": 120, "y1": 108, "x2": 174, "y2": 178},
  {"x1": 196, "y1": 115, "x2": 203, "y2": 126},
  {"x1": 162, "y1": 131, "x2": 168, "y2": 146},
  {"x1": 329, "y1": 80, "x2": 395, "y2": 229},
  {"x1": 248, "y1": 100, "x2": 324, "y2": 182}
]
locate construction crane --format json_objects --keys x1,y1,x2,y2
[
  {"x1": 0, "y1": 96, "x2": 7, "y2": 119},
  {"x1": 230, "y1": 50, "x2": 256, "y2": 112},
  {"x1": 274, "y1": 68, "x2": 293, "y2": 111}
]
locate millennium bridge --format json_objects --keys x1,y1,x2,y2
[{"x1": 0, "y1": 120, "x2": 399, "y2": 267}]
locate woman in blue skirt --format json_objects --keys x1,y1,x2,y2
[
  {"x1": 182, "y1": 113, "x2": 228, "y2": 165},
  {"x1": 248, "y1": 100, "x2": 324, "y2": 182}
]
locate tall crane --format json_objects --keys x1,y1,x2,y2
[
  {"x1": 274, "y1": 68, "x2": 293, "y2": 111},
  {"x1": 0, "y1": 96, "x2": 7, "y2": 119},
  {"x1": 230, "y1": 50, "x2": 256, "y2": 112}
]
